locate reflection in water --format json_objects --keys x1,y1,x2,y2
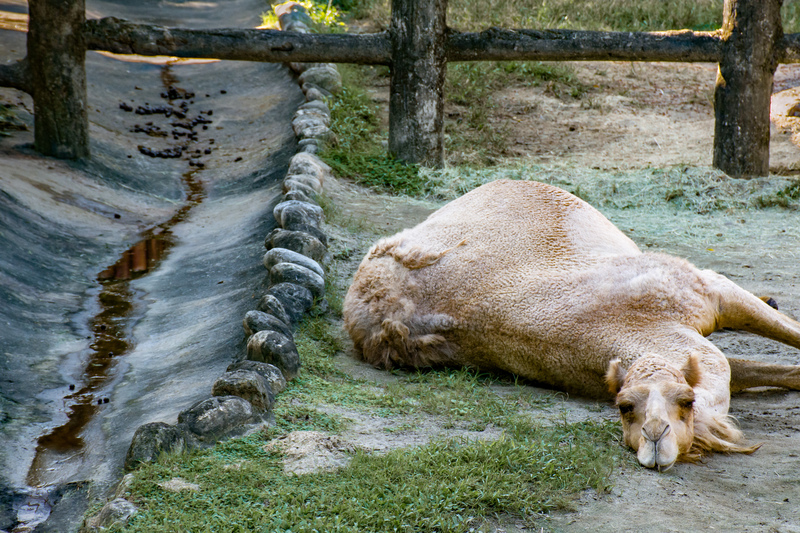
[{"x1": 26, "y1": 168, "x2": 205, "y2": 487}]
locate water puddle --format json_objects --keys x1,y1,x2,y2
[
  {"x1": 25, "y1": 170, "x2": 204, "y2": 488},
  {"x1": 14, "y1": 65, "x2": 213, "y2": 530}
]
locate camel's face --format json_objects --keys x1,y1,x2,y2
[{"x1": 607, "y1": 355, "x2": 700, "y2": 470}]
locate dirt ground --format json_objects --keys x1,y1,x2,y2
[{"x1": 321, "y1": 61, "x2": 800, "y2": 532}]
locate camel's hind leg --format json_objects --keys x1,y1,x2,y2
[
  {"x1": 728, "y1": 358, "x2": 800, "y2": 392},
  {"x1": 711, "y1": 274, "x2": 800, "y2": 351}
]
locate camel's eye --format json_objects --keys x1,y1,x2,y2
[
  {"x1": 678, "y1": 399, "x2": 694, "y2": 410},
  {"x1": 618, "y1": 402, "x2": 634, "y2": 416}
]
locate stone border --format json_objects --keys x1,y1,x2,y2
[{"x1": 89, "y1": 4, "x2": 341, "y2": 528}]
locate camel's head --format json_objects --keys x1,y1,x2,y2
[{"x1": 605, "y1": 354, "x2": 700, "y2": 471}]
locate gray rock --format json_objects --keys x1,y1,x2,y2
[
  {"x1": 93, "y1": 498, "x2": 138, "y2": 530},
  {"x1": 124, "y1": 422, "x2": 197, "y2": 471},
  {"x1": 274, "y1": 199, "x2": 324, "y2": 228},
  {"x1": 299, "y1": 66, "x2": 342, "y2": 94},
  {"x1": 288, "y1": 153, "x2": 331, "y2": 182},
  {"x1": 246, "y1": 330, "x2": 301, "y2": 380},
  {"x1": 295, "y1": 121, "x2": 334, "y2": 142},
  {"x1": 283, "y1": 189, "x2": 315, "y2": 204},
  {"x1": 277, "y1": 4, "x2": 314, "y2": 29},
  {"x1": 267, "y1": 282, "x2": 315, "y2": 325},
  {"x1": 273, "y1": 201, "x2": 327, "y2": 243},
  {"x1": 298, "y1": 138, "x2": 320, "y2": 149},
  {"x1": 283, "y1": 172, "x2": 323, "y2": 193},
  {"x1": 263, "y1": 247, "x2": 325, "y2": 278},
  {"x1": 293, "y1": 107, "x2": 331, "y2": 127},
  {"x1": 114, "y1": 474, "x2": 135, "y2": 499},
  {"x1": 256, "y1": 294, "x2": 293, "y2": 326},
  {"x1": 288, "y1": 62, "x2": 307, "y2": 75},
  {"x1": 304, "y1": 86, "x2": 328, "y2": 102},
  {"x1": 283, "y1": 20, "x2": 310, "y2": 33},
  {"x1": 298, "y1": 138, "x2": 321, "y2": 154},
  {"x1": 227, "y1": 360, "x2": 287, "y2": 395},
  {"x1": 292, "y1": 116, "x2": 329, "y2": 139},
  {"x1": 302, "y1": 82, "x2": 334, "y2": 99},
  {"x1": 270, "y1": 262, "x2": 325, "y2": 300},
  {"x1": 212, "y1": 370, "x2": 275, "y2": 412},
  {"x1": 282, "y1": 178, "x2": 318, "y2": 200},
  {"x1": 299, "y1": 99, "x2": 331, "y2": 115},
  {"x1": 265, "y1": 228, "x2": 327, "y2": 263},
  {"x1": 243, "y1": 309, "x2": 293, "y2": 338},
  {"x1": 178, "y1": 396, "x2": 265, "y2": 443}
]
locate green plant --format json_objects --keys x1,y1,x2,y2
[
  {"x1": 261, "y1": 0, "x2": 346, "y2": 30},
  {"x1": 113, "y1": 418, "x2": 621, "y2": 532}
]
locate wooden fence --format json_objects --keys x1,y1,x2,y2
[{"x1": 1, "y1": 0, "x2": 799, "y2": 176}]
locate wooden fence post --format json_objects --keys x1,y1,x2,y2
[
  {"x1": 713, "y1": 0, "x2": 782, "y2": 177},
  {"x1": 28, "y1": 0, "x2": 90, "y2": 159},
  {"x1": 388, "y1": 0, "x2": 447, "y2": 168}
]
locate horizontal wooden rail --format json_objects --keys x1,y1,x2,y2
[
  {"x1": 83, "y1": 18, "x2": 800, "y2": 65},
  {"x1": 83, "y1": 17, "x2": 392, "y2": 64},
  {"x1": 447, "y1": 28, "x2": 724, "y2": 62}
]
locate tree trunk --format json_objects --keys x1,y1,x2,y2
[
  {"x1": 28, "y1": 0, "x2": 89, "y2": 159},
  {"x1": 713, "y1": 0, "x2": 783, "y2": 177},
  {"x1": 388, "y1": 0, "x2": 447, "y2": 167}
]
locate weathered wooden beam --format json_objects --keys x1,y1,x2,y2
[
  {"x1": 388, "y1": 0, "x2": 447, "y2": 167},
  {"x1": 84, "y1": 17, "x2": 392, "y2": 65},
  {"x1": 713, "y1": 0, "x2": 783, "y2": 177},
  {"x1": 447, "y1": 28, "x2": 724, "y2": 63},
  {"x1": 0, "y1": 58, "x2": 30, "y2": 94},
  {"x1": 80, "y1": 18, "x2": 800, "y2": 66},
  {"x1": 28, "y1": 0, "x2": 89, "y2": 159}
]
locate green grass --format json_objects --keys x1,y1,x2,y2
[
  {"x1": 110, "y1": 313, "x2": 623, "y2": 532},
  {"x1": 318, "y1": 71, "x2": 428, "y2": 195},
  {"x1": 261, "y1": 0, "x2": 347, "y2": 30},
  {"x1": 419, "y1": 164, "x2": 800, "y2": 212},
  {"x1": 113, "y1": 419, "x2": 621, "y2": 532},
  {"x1": 340, "y1": 0, "x2": 800, "y2": 33}
]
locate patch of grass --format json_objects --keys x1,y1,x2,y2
[
  {"x1": 421, "y1": 164, "x2": 800, "y2": 212},
  {"x1": 338, "y1": 0, "x2": 800, "y2": 33},
  {"x1": 272, "y1": 404, "x2": 348, "y2": 434},
  {"x1": 261, "y1": 0, "x2": 346, "y2": 30},
  {"x1": 381, "y1": 368, "x2": 555, "y2": 430},
  {"x1": 323, "y1": 151, "x2": 427, "y2": 196},
  {"x1": 319, "y1": 74, "x2": 431, "y2": 195},
  {"x1": 114, "y1": 418, "x2": 621, "y2": 532}
]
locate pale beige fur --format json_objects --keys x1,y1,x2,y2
[{"x1": 343, "y1": 179, "x2": 800, "y2": 470}]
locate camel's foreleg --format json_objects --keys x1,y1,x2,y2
[{"x1": 728, "y1": 358, "x2": 800, "y2": 392}]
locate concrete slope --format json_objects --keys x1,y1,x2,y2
[{"x1": 0, "y1": 0, "x2": 303, "y2": 529}]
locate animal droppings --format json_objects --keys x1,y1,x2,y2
[{"x1": 137, "y1": 146, "x2": 183, "y2": 158}]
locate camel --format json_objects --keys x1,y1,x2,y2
[{"x1": 343, "y1": 179, "x2": 800, "y2": 470}]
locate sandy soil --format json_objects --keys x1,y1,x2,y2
[{"x1": 322, "y1": 61, "x2": 800, "y2": 532}]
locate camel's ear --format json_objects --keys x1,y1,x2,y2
[
  {"x1": 605, "y1": 359, "x2": 627, "y2": 396},
  {"x1": 681, "y1": 353, "x2": 702, "y2": 388}
]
